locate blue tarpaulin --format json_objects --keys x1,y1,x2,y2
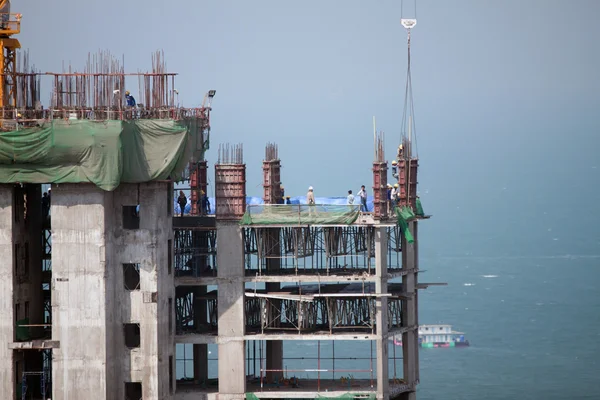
[{"x1": 174, "y1": 196, "x2": 375, "y2": 216}]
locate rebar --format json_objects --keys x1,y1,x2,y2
[
  {"x1": 265, "y1": 142, "x2": 278, "y2": 161},
  {"x1": 375, "y1": 131, "x2": 385, "y2": 162},
  {"x1": 3, "y1": 50, "x2": 195, "y2": 124},
  {"x1": 217, "y1": 143, "x2": 244, "y2": 164}
]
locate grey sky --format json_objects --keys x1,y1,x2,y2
[{"x1": 18, "y1": 0, "x2": 600, "y2": 240}]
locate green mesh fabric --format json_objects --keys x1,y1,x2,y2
[
  {"x1": 240, "y1": 204, "x2": 361, "y2": 226},
  {"x1": 0, "y1": 119, "x2": 202, "y2": 191},
  {"x1": 395, "y1": 206, "x2": 415, "y2": 243},
  {"x1": 415, "y1": 197, "x2": 425, "y2": 216}
]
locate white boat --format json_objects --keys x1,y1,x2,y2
[{"x1": 391, "y1": 324, "x2": 470, "y2": 348}]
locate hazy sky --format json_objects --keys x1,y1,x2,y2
[{"x1": 18, "y1": 0, "x2": 600, "y2": 252}]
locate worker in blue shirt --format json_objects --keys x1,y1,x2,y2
[{"x1": 125, "y1": 91, "x2": 136, "y2": 107}]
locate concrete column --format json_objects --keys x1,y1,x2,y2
[
  {"x1": 265, "y1": 228, "x2": 283, "y2": 383},
  {"x1": 400, "y1": 220, "x2": 418, "y2": 400},
  {"x1": 51, "y1": 184, "x2": 115, "y2": 400},
  {"x1": 374, "y1": 226, "x2": 389, "y2": 400},
  {"x1": 193, "y1": 286, "x2": 208, "y2": 382},
  {"x1": 217, "y1": 222, "x2": 245, "y2": 400},
  {"x1": 193, "y1": 344, "x2": 208, "y2": 383},
  {"x1": 0, "y1": 185, "x2": 15, "y2": 398}
]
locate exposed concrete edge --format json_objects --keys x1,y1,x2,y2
[{"x1": 8, "y1": 340, "x2": 60, "y2": 349}]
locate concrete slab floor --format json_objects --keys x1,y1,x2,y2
[{"x1": 175, "y1": 379, "x2": 411, "y2": 399}]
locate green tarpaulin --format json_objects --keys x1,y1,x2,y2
[
  {"x1": 240, "y1": 205, "x2": 361, "y2": 226},
  {"x1": 415, "y1": 197, "x2": 424, "y2": 216},
  {"x1": 0, "y1": 119, "x2": 202, "y2": 191},
  {"x1": 395, "y1": 206, "x2": 415, "y2": 243}
]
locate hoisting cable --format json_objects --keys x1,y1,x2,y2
[{"x1": 400, "y1": 0, "x2": 419, "y2": 208}]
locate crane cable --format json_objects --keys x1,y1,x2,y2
[
  {"x1": 400, "y1": 0, "x2": 419, "y2": 208},
  {"x1": 400, "y1": 0, "x2": 418, "y2": 159}
]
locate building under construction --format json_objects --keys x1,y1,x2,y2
[{"x1": 0, "y1": 9, "x2": 431, "y2": 400}]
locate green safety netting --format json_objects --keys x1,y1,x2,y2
[
  {"x1": 395, "y1": 206, "x2": 415, "y2": 244},
  {"x1": 246, "y1": 393, "x2": 375, "y2": 400},
  {"x1": 0, "y1": 119, "x2": 203, "y2": 191},
  {"x1": 240, "y1": 204, "x2": 361, "y2": 226},
  {"x1": 415, "y1": 197, "x2": 425, "y2": 217}
]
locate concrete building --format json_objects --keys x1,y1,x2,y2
[
  {"x1": 173, "y1": 142, "x2": 429, "y2": 400},
  {"x1": 0, "y1": 58, "x2": 429, "y2": 400}
]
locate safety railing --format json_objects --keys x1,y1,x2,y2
[{"x1": 0, "y1": 13, "x2": 22, "y2": 35}]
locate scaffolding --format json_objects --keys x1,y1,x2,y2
[{"x1": 243, "y1": 225, "x2": 404, "y2": 276}]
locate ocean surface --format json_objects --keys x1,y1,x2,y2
[{"x1": 176, "y1": 252, "x2": 600, "y2": 399}]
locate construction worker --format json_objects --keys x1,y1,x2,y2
[
  {"x1": 357, "y1": 185, "x2": 368, "y2": 212},
  {"x1": 41, "y1": 192, "x2": 50, "y2": 219},
  {"x1": 285, "y1": 196, "x2": 291, "y2": 205},
  {"x1": 197, "y1": 190, "x2": 210, "y2": 215},
  {"x1": 397, "y1": 143, "x2": 404, "y2": 159},
  {"x1": 177, "y1": 190, "x2": 187, "y2": 217},
  {"x1": 125, "y1": 90, "x2": 136, "y2": 107},
  {"x1": 306, "y1": 186, "x2": 315, "y2": 205},
  {"x1": 347, "y1": 190, "x2": 355, "y2": 205},
  {"x1": 391, "y1": 184, "x2": 399, "y2": 208},
  {"x1": 386, "y1": 184, "x2": 393, "y2": 214},
  {"x1": 307, "y1": 186, "x2": 315, "y2": 216}
]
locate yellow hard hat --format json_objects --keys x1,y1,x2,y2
[
  {"x1": 394, "y1": 183, "x2": 399, "y2": 188},
  {"x1": 17, "y1": 113, "x2": 22, "y2": 118},
  {"x1": 125, "y1": 90, "x2": 130, "y2": 95},
  {"x1": 200, "y1": 190, "x2": 205, "y2": 195},
  {"x1": 392, "y1": 160, "x2": 397, "y2": 165},
  {"x1": 387, "y1": 183, "x2": 392, "y2": 187}
]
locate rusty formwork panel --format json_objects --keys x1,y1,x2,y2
[
  {"x1": 262, "y1": 160, "x2": 281, "y2": 205},
  {"x1": 372, "y1": 161, "x2": 388, "y2": 219},
  {"x1": 215, "y1": 164, "x2": 246, "y2": 220},
  {"x1": 189, "y1": 161, "x2": 208, "y2": 215},
  {"x1": 396, "y1": 158, "x2": 419, "y2": 209}
]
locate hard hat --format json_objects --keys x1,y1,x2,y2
[
  {"x1": 392, "y1": 160, "x2": 397, "y2": 165},
  {"x1": 17, "y1": 113, "x2": 22, "y2": 118},
  {"x1": 125, "y1": 90, "x2": 130, "y2": 95},
  {"x1": 399, "y1": 144, "x2": 403, "y2": 149},
  {"x1": 387, "y1": 183, "x2": 392, "y2": 187},
  {"x1": 200, "y1": 190, "x2": 205, "y2": 195},
  {"x1": 308, "y1": 186, "x2": 313, "y2": 191},
  {"x1": 280, "y1": 185, "x2": 284, "y2": 189},
  {"x1": 394, "y1": 183, "x2": 399, "y2": 188},
  {"x1": 286, "y1": 196, "x2": 290, "y2": 199}
]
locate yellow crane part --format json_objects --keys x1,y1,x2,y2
[{"x1": 0, "y1": 2, "x2": 21, "y2": 111}]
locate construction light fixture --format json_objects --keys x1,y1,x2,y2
[{"x1": 208, "y1": 90, "x2": 216, "y2": 98}]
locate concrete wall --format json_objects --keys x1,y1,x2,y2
[
  {"x1": 0, "y1": 185, "x2": 15, "y2": 398},
  {"x1": 51, "y1": 182, "x2": 174, "y2": 400},
  {"x1": 51, "y1": 184, "x2": 114, "y2": 400},
  {"x1": 112, "y1": 182, "x2": 175, "y2": 399}
]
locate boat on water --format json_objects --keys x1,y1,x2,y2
[{"x1": 392, "y1": 324, "x2": 470, "y2": 348}]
